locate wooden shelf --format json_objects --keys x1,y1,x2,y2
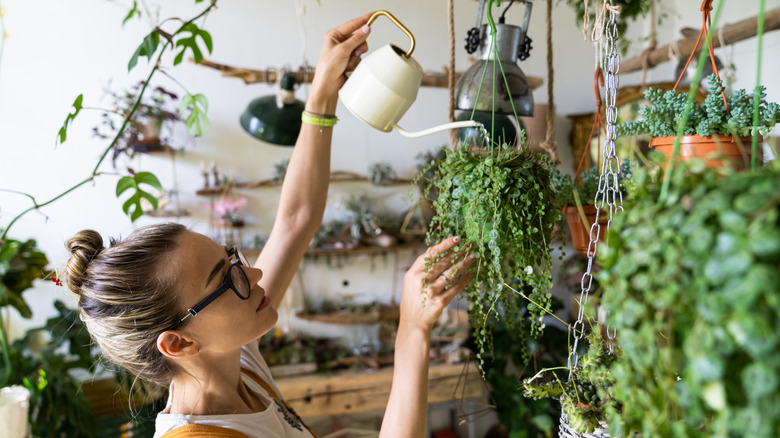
[
  {"x1": 196, "y1": 171, "x2": 413, "y2": 196},
  {"x1": 275, "y1": 361, "x2": 484, "y2": 418},
  {"x1": 243, "y1": 241, "x2": 426, "y2": 260}
]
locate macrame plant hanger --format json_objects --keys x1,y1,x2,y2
[{"x1": 560, "y1": 2, "x2": 623, "y2": 437}]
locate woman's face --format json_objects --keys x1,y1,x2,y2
[{"x1": 171, "y1": 230, "x2": 278, "y2": 352}]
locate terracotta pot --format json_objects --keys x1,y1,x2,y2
[
  {"x1": 649, "y1": 134, "x2": 752, "y2": 169},
  {"x1": 564, "y1": 205, "x2": 608, "y2": 256}
]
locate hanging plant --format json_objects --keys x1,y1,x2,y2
[
  {"x1": 596, "y1": 159, "x2": 780, "y2": 437},
  {"x1": 617, "y1": 75, "x2": 780, "y2": 169},
  {"x1": 523, "y1": 329, "x2": 620, "y2": 435},
  {"x1": 416, "y1": 145, "x2": 567, "y2": 370}
]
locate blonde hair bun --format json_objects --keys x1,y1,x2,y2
[{"x1": 65, "y1": 229, "x2": 104, "y2": 293}]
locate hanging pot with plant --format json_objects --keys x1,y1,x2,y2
[
  {"x1": 617, "y1": 1, "x2": 780, "y2": 170},
  {"x1": 416, "y1": 144, "x2": 567, "y2": 370}
]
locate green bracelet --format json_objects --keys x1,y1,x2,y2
[{"x1": 301, "y1": 111, "x2": 338, "y2": 127}]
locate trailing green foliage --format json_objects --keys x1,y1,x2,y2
[
  {"x1": 523, "y1": 330, "x2": 620, "y2": 435},
  {"x1": 617, "y1": 75, "x2": 780, "y2": 138},
  {"x1": 597, "y1": 159, "x2": 780, "y2": 437},
  {"x1": 416, "y1": 145, "x2": 566, "y2": 371},
  {"x1": 466, "y1": 292, "x2": 568, "y2": 437},
  {"x1": 0, "y1": 238, "x2": 48, "y2": 320}
]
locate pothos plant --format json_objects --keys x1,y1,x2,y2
[
  {"x1": 616, "y1": 74, "x2": 780, "y2": 138},
  {"x1": 596, "y1": 158, "x2": 780, "y2": 437},
  {"x1": 415, "y1": 144, "x2": 567, "y2": 372}
]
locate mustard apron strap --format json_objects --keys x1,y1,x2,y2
[{"x1": 159, "y1": 424, "x2": 250, "y2": 438}]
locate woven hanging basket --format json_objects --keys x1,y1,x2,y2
[{"x1": 559, "y1": 413, "x2": 610, "y2": 438}]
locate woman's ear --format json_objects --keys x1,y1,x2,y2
[{"x1": 157, "y1": 331, "x2": 200, "y2": 359}]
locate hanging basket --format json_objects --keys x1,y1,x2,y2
[
  {"x1": 649, "y1": 134, "x2": 753, "y2": 170},
  {"x1": 559, "y1": 413, "x2": 610, "y2": 438},
  {"x1": 564, "y1": 205, "x2": 608, "y2": 256}
]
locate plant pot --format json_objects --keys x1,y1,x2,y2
[
  {"x1": 0, "y1": 385, "x2": 30, "y2": 438},
  {"x1": 564, "y1": 205, "x2": 607, "y2": 256},
  {"x1": 649, "y1": 134, "x2": 752, "y2": 170}
]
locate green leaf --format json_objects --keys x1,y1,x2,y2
[
  {"x1": 173, "y1": 23, "x2": 213, "y2": 66},
  {"x1": 122, "y1": 1, "x2": 141, "y2": 26},
  {"x1": 56, "y1": 94, "x2": 83, "y2": 145},
  {"x1": 180, "y1": 93, "x2": 210, "y2": 136},
  {"x1": 115, "y1": 172, "x2": 163, "y2": 222},
  {"x1": 128, "y1": 30, "x2": 160, "y2": 72}
]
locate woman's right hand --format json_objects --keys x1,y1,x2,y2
[
  {"x1": 399, "y1": 236, "x2": 476, "y2": 334},
  {"x1": 307, "y1": 12, "x2": 373, "y2": 115}
]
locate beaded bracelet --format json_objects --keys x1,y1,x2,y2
[{"x1": 301, "y1": 110, "x2": 338, "y2": 127}]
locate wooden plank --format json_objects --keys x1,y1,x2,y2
[
  {"x1": 276, "y1": 362, "x2": 484, "y2": 418},
  {"x1": 621, "y1": 8, "x2": 780, "y2": 74},
  {"x1": 195, "y1": 58, "x2": 543, "y2": 90}
]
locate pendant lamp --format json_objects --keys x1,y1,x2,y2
[
  {"x1": 240, "y1": 72, "x2": 305, "y2": 146},
  {"x1": 455, "y1": 2, "x2": 535, "y2": 117}
]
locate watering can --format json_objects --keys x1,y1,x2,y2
[{"x1": 339, "y1": 10, "x2": 483, "y2": 138}]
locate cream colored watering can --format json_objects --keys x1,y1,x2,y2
[{"x1": 340, "y1": 10, "x2": 482, "y2": 138}]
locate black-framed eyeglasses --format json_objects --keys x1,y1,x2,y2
[{"x1": 165, "y1": 246, "x2": 251, "y2": 331}]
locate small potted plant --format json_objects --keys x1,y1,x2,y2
[
  {"x1": 416, "y1": 144, "x2": 568, "y2": 370},
  {"x1": 557, "y1": 159, "x2": 633, "y2": 256},
  {"x1": 93, "y1": 81, "x2": 182, "y2": 164},
  {"x1": 617, "y1": 75, "x2": 780, "y2": 169}
]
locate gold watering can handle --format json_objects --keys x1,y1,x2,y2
[{"x1": 367, "y1": 10, "x2": 415, "y2": 58}]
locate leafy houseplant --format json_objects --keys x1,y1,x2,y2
[
  {"x1": 0, "y1": 237, "x2": 99, "y2": 437},
  {"x1": 417, "y1": 145, "x2": 566, "y2": 371},
  {"x1": 465, "y1": 292, "x2": 569, "y2": 437},
  {"x1": 523, "y1": 329, "x2": 620, "y2": 435},
  {"x1": 93, "y1": 81, "x2": 182, "y2": 165},
  {"x1": 617, "y1": 75, "x2": 780, "y2": 169},
  {"x1": 596, "y1": 159, "x2": 780, "y2": 437}
]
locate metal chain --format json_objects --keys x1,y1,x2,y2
[{"x1": 568, "y1": 6, "x2": 623, "y2": 373}]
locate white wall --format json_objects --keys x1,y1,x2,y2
[{"x1": 1, "y1": 0, "x2": 778, "y2": 346}]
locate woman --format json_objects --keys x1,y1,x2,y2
[{"x1": 64, "y1": 13, "x2": 476, "y2": 438}]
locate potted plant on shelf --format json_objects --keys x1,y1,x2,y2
[
  {"x1": 416, "y1": 144, "x2": 567, "y2": 371},
  {"x1": 557, "y1": 159, "x2": 633, "y2": 256},
  {"x1": 616, "y1": 74, "x2": 780, "y2": 169},
  {"x1": 93, "y1": 80, "x2": 183, "y2": 165},
  {"x1": 595, "y1": 158, "x2": 780, "y2": 437}
]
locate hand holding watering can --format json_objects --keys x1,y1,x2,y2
[{"x1": 340, "y1": 11, "x2": 483, "y2": 138}]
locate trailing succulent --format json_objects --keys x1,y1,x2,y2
[
  {"x1": 617, "y1": 74, "x2": 780, "y2": 138},
  {"x1": 523, "y1": 330, "x2": 620, "y2": 434},
  {"x1": 597, "y1": 159, "x2": 780, "y2": 437},
  {"x1": 415, "y1": 145, "x2": 567, "y2": 370}
]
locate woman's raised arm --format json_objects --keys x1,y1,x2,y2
[{"x1": 255, "y1": 13, "x2": 372, "y2": 310}]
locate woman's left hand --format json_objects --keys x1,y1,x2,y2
[{"x1": 309, "y1": 12, "x2": 372, "y2": 105}]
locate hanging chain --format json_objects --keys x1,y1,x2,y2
[{"x1": 568, "y1": 6, "x2": 623, "y2": 373}]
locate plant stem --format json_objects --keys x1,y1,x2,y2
[
  {"x1": 751, "y1": 0, "x2": 765, "y2": 171},
  {"x1": 504, "y1": 282, "x2": 582, "y2": 335},
  {"x1": 0, "y1": 309, "x2": 11, "y2": 386},
  {"x1": 0, "y1": 2, "x2": 217, "y2": 240}
]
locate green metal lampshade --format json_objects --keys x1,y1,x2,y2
[{"x1": 240, "y1": 73, "x2": 305, "y2": 146}]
